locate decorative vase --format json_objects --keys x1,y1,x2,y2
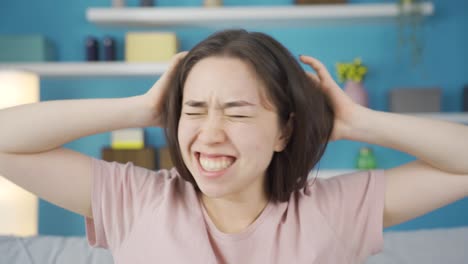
[{"x1": 343, "y1": 81, "x2": 368, "y2": 108}]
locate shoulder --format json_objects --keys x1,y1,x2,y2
[
  {"x1": 304, "y1": 170, "x2": 384, "y2": 195},
  {"x1": 295, "y1": 170, "x2": 385, "y2": 211},
  {"x1": 90, "y1": 157, "x2": 194, "y2": 194},
  {"x1": 284, "y1": 170, "x2": 386, "y2": 259}
]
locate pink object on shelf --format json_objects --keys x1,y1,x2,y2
[{"x1": 344, "y1": 81, "x2": 368, "y2": 108}]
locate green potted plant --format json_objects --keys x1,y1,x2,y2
[{"x1": 336, "y1": 57, "x2": 369, "y2": 107}]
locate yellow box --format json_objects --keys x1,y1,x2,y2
[
  {"x1": 125, "y1": 32, "x2": 178, "y2": 62},
  {"x1": 111, "y1": 128, "x2": 145, "y2": 150}
]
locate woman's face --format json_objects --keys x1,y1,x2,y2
[{"x1": 178, "y1": 56, "x2": 288, "y2": 201}]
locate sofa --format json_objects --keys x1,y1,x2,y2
[{"x1": 1, "y1": 226, "x2": 468, "y2": 264}]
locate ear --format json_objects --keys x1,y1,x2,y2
[{"x1": 274, "y1": 113, "x2": 294, "y2": 152}]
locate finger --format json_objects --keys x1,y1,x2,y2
[
  {"x1": 299, "y1": 55, "x2": 333, "y2": 82},
  {"x1": 305, "y1": 72, "x2": 320, "y2": 85},
  {"x1": 158, "y1": 51, "x2": 189, "y2": 84},
  {"x1": 165, "y1": 51, "x2": 189, "y2": 75}
]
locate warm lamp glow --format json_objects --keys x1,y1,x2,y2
[
  {"x1": 0, "y1": 177, "x2": 38, "y2": 236},
  {"x1": 0, "y1": 70, "x2": 39, "y2": 236},
  {"x1": 0, "y1": 71, "x2": 39, "y2": 108}
]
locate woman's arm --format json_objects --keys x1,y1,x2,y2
[
  {"x1": 299, "y1": 54, "x2": 468, "y2": 172},
  {"x1": 0, "y1": 95, "x2": 153, "y2": 217},
  {"x1": 0, "y1": 51, "x2": 188, "y2": 154},
  {"x1": 0, "y1": 95, "x2": 153, "y2": 154},
  {"x1": 299, "y1": 54, "x2": 468, "y2": 229},
  {"x1": 346, "y1": 107, "x2": 468, "y2": 228},
  {"x1": 0, "y1": 51, "x2": 188, "y2": 218},
  {"x1": 346, "y1": 107, "x2": 468, "y2": 175}
]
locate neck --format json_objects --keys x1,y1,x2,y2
[{"x1": 200, "y1": 188, "x2": 269, "y2": 234}]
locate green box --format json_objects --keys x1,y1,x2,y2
[{"x1": 0, "y1": 35, "x2": 54, "y2": 62}]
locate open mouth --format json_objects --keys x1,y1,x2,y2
[{"x1": 195, "y1": 152, "x2": 237, "y2": 176}]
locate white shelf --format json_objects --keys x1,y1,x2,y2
[
  {"x1": 86, "y1": 2, "x2": 434, "y2": 28},
  {"x1": 0, "y1": 62, "x2": 168, "y2": 78}
]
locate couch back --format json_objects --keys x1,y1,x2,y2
[
  {"x1": 0, "y1": 235, "x2": 112, "y2": 264},
  {"x1": 2, "y1": 226, "x2": 468, "y2": 264}
]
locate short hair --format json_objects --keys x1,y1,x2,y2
[{"x1": 162, "y1": 29, "x2": 334, "y2": 203}]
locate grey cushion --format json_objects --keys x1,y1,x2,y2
[
  {"x1": 366, "y1": 227, "x2": 468, "y2": 264},
  {"x1": 0, "y1": 235, "x2": 112, "y2": 264}
]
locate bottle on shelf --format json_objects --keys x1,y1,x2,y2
[
  {"x1": 103, "y1": 36, "x2": 116, "y2": 61},
  {"x1": 85, "y1": 36, "x2": 99, "y2": 61}
]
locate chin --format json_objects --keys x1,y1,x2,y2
[{"x1": 195, "y1": 181, "x2": 231, "y2": 198}]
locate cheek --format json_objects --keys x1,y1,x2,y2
[
  {"x1": 231, "y1": 127, "x2": 276, "y2": 174},
  {"x1": 229, "y1": 124, "x2": 276, "y2": 154},
  {"x1": 177, "y1": 119, "x2": 197, "y2": 157}
]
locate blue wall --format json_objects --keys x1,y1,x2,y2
[{"x1": 1, "y1": 0, "x2": 467, "y2": 236}]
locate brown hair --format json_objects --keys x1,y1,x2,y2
[{"x1": 162, "y1": 29, "x2": 334, "y2": 203}]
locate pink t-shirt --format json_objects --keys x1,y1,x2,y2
[{"x1": 85, "y1": 158, "x2": 385, "y2": 264}]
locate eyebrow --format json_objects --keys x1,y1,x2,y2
[{"x1": 184, "y1": 100, "x2": 256, "y2": 109}]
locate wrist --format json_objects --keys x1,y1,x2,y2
[
  {"x1": 342, "y1": 105, "x2": 374, "y2": 141},
  {"x1": 128, "y1": 94, "x2": 158, "y2": 128}
]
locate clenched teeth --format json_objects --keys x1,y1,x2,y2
[{"x1": 199, "y1": 156, "x2": 234, "y2": 172}]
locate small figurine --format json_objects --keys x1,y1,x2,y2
[{"x1": 356, "y1": 147, "x2": 377, "y2": 170}]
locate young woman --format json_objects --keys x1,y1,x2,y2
[{"x1": 1, "y1": 29, "x2": 467, "y2": 263}]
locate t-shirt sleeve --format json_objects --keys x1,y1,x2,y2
[
  {"x1": 313, "y1": 170, "x2": 386, "y2": 260},
  {"x1": 84, "y1": 157, "x2": 171, "y2": 250}
]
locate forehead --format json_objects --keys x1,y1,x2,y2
[{"x1": 183, "y1": 56, "x2": 265, "y2": 103}]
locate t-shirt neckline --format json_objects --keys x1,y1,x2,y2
[{"x1": 198, "y1": 194, "x2": 274, "y2": 242}]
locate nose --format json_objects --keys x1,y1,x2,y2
[{"x1": 197, "y1": 113, "x2": 227, "y2": 145}]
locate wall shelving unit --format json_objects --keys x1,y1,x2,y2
[
  {"x1": 0, "y1": 2, "x2": 435, "y2": 78},
  {"x1": 2, "y1": 2, "x2": 451, "y2": 178}
]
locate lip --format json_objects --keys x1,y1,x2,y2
[{"x1": 194, "y1": 152, "x2": 236, "y2": 179}]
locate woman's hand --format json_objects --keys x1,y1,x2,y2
[
  {"x1": 143, "y1": 51, "x2": 189, "y2": 127},
  {"x1": 299, "y1": 55, "x2": 365, "y2": 142}
]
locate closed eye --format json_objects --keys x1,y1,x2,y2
[
  {"x1": 184, "y1": 113, "x2": 250, "y2": 118},
  {"x1": 228, "y1": 115, "x2": 249, "y2": 118}
]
